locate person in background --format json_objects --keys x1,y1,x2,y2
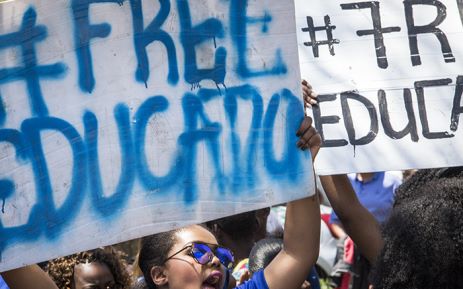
[
  {"x1": 206, "y1": 208, "x2": 270, "y2": 264},
  {"x1": 306, "y1": 90, "x2": 463, "y2": 288},
  {"x1": 319, "y1": 168, "x2": 463, "y2": 289},
  {"x1": 304, "y1": 80, "x2": 402, "y2": 289},
  {"x1": 46, "y1": 247, "x2": 132, "y2": 289},
  {"x1": 329, "y1": 172, "x2": 401, "y2": 289},
  {"x1": 205, "y1": 208, "x2": 270, "y2": 284},
  {"x1": 307, "y1": 64, "x2": 463, "y2": 284},
  {"x1": 329, "y1": 172, "x2": 402, "y2": 240},
  {"x1": 371, "y1": 168, "x2": 463, "y2": 288},
  {"x1": 248, "y1": 238, "x2": 320, "y2": 289}
]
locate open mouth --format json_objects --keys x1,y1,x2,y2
[{"x1": 202, "y1": 271, "x2": 223, "y2": 289}]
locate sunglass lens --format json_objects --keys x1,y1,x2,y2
[
  {"x1": 216, "y1": 247, "x2": 234, "y2": 268},
  {"x1": 192, "y1": 243, "x2": 213, "y2": 265}
]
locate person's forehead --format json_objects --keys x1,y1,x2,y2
[
  {"x1": 74, "y1": 262, "x2": 114, "y2": 282},
  {"x1": 176, "y1": 225, "x2": 218, "y2": 247}
]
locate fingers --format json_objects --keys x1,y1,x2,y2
[
  {"x1": 305, "y1": 92, "x2": 318, "y2": 107},
  {"x1": 297, "y1": 126, "x2": 317, "y2": 149},
  {"x1": 301, "y1": 79, "x2": 318, "y2": 108},
  {"x1": 298, "y1": 126, "x2": 322, "y2": 160},
  {"x1": 238, "y1": 270, "x2": 250, "y2": 285},
  {"x1": 308, "y1": 132, "x2": 322, "y2": 161},
  {"x1": 296, "y1": 116, "x2": 322, "y2": 160},
  {"x1": 302, "y1": 79, "x2": 312, "y2": 89},
  {"x1": 300, "y1": 81, "x2": 322, "y2": 159},
  {"x1": 301, "y1": 280, "x2": 311, "y2": 289},
  {"x1": 296, "y1": 116, "x2": 313, "y2": 138}
]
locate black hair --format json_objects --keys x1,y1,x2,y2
[
  {"x1": 137, "y1": 228, "x2": 183, "y2": 289},
  {"x1": 206, "y1": 211, "x2": 259, "y2": 242},
  {"x1": 393, "y1": 167, "x2": 463, "y2": 207},
  {"x1": 371, "y1": 168, "x2": 463, "y2": 289},
  {"x1": 248, "y1": 238, "x2": 283, "y2": 274},
  {"x1": 137, "y1": 224, "x2": 214, "y2": 289}
]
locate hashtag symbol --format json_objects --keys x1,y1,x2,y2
[{"x1": 301, "y1": 15, "x2": 340, "y2": 57}]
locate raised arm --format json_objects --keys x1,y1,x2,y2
[
  {"x1": 263, "y1": 116, "x2": 321, "y2": 289},
  {"x1": 302, "y1": 79, "x2": 383, "y2": 264},
  {"x1": 1, "y1": 265, "x2": 58, "y2": 289},
  {"x1": 319, "y1": 174, "x2": 383, "y2": 264}
]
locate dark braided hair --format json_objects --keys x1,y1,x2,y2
[{"x1": 371, "y1": 168, "x2": 463, "y2": 289}]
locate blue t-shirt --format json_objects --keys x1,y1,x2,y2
[
  {"x1": 330, "y1": 172, "x2": 401, "y2": 224},
  {"x1": 235, "y1": 270, "x2": 269, "y2": 289},
  {"x1": 0, "y1": 276, "x2": 10, "y2": 289},
  {"x1": 307, "y1": 267, "x2": 320, "y2": 289}
]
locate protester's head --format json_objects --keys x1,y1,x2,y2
[
  {"x1": 393, "y1": 167, "x2": 463, "y2": 208},
  {"x1": 138, "y1": 224, "x2": 234, "y2": 289},
  {"x1": 371, "y1": 168, "x2": 463, "y2": 289},
  {"x1": 248, "y1": 238, "x2": 311, "y2": 289},
  {"x1": 47, "y1": 247, "x2": 131, "y2": 289},
  {"x1": 206, "y1": 208, "x2": 270, "y2": 262},
  {"x1": 207, "y1": 208, "x2": 270, "y2": 243},
  {"x1": 248, "y1": 238, "x2": 282, "y2": 275}
]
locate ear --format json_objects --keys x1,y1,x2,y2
[{"x1": 150, "y1": 266, "x2": 168, "y2": 286}]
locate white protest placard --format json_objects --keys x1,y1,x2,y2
[
  {"x1": 0, "y1": 0, "x2": 314, "y2": 271},
  {"x1": 296, "y1": 0, "x2": 463, "y2": 174}
]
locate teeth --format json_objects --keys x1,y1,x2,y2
[{"x1": 206, "y1": 275, "x2": 219, "y2": 284}]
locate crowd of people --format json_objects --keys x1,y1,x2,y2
[{"x1": 1, "y1": 81, "x2": 463, "y2": 289}]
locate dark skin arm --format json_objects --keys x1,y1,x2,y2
[
  {"x1": 1, "y1": 265, "x2": 58, "y2": 289},
  {"x1": 319, "y1": 174, "x2": 383, "y2": 264},
  {"x1": 302, "y1": 79, "x2": 383, "y2": 264},
  {"x1": 329, "y1": 223, "x2": 347, "y2": 239},
  {"x1": 264, "y1": 116, "x2": 321, "y2": 289}
]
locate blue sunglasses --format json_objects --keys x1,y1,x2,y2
[{"x1": 164, "y1": 241, "x2": 235, "y2": 269}]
